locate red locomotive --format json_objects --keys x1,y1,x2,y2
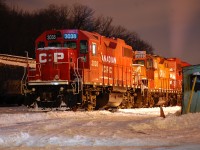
[
  {"x1": 23, "y1": 29, "x2": 190, "y2": 110},
  {"x1": 24, "y1": 29, "x2": 134, "y2": 110}
]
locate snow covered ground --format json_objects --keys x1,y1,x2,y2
[{"x1": 0, "y1": 106, "x2": 200, "y2": 150}]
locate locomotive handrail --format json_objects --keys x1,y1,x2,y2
[
  {"x1": 54, "y1": 61, "x2": 82, "y2": 94},
  {"x1": 26, "y1": 63, "x2": 42, "y2": 80},
  {"x1": 76, "y1": 57, "x2": 85, "y2": 93}
]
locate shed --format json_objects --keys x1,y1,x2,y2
[{"x1": 182, "y1": 65, "x2": 200, "y2": 114}]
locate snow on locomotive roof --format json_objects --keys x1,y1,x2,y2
[
  {"x1": 132, "y1": 64, "x2": 144, "y2": 67},
  {"x1": 38, "y1": 47, "x2": 64, "y2": 50}
]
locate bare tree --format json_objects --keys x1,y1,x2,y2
[
  {"x1": 57, "y1": 5, "x2": 70, "y2": 29},
  {"x1": 92, "y1": 16, "x2": 114, "y2": 37},
  {"x1": 0, "y1": 2, "x2": 154, "y2": 57},
  {"x1": 69, "y1": 3, "x2": 94, "y2": 29}
]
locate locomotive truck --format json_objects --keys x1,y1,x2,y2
[{"x1": 22, "y1": 29, "x2": 190, "y2": 110}]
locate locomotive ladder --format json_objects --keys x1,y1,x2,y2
[{"x1": 71, "y1": 57, "x2": 84, "y2": 94}]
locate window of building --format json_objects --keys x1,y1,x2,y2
[
  {"x1": 92, "y1": 43, "x2": 97, "y2": 55},
  {"x1": 64, "y1": 41, "x2": 77, "y2": 49},
  {"x1": 80, "y1": 40, "x2": 88, "y2": 54}
]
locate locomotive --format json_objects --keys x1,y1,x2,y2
[
  {"x1": 133, "y1": 52, "x2": 190, "y2": 107},
  {"x1": 22, "y1": 29, "x2": 190, "y2": 110}
]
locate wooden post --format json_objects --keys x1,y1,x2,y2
[
  {"x1": 160, "y1": 106, "x2": 165, "y2": 118},
  {"x1": 186, "y1": 76, "x2": 197, "y2": 113}
]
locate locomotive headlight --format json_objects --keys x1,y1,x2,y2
[
  {"x1": 60, "y1": 87, "x2": 64, "y2": 91},
  {"x1": 32, "y1": 88, "x2": 36, "y2": 92}
]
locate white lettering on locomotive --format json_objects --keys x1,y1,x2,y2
[
  {"x1": 103, "y1": 66, "x2": 112, "y2": 73},
  {"x1": 39, "y1": 53, "x2": 47, "y2": 63},
  {"x1": 39, "y1": 53, "x2": 64, "y2": 63},
  {"x1": 54, "y1": 53, "x2": 64, "y2": 62},
  {"x1": 102, "y1": 55, "x2": 116, "y2": 64}
]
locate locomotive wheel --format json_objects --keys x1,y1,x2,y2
[
  {"x1": 71, "y1": 106, "x2": 78, "y2": 111},
  {"x1": 28, "y1": 100, "x2": 38, "y2": 109},
  {"x1": 96, "y1": 93, "x2": 109, "y2": 108},
  {"x1": 125, "y1": 101, "x2": 132, "y2": 109},
  {"x1": 67, "y1": 94, "x2": 78, "y2": 109},
  {"x1": 85, "y1": 103, "x2": 93, "y2": 111},
  {"x1": 24, "y1": 94, "x2": 37, "y2": 108},
  {"x1": 170, "y1": 98, "x2": 177, "y2": 106},
  {"x1": 55, "y1": 95, "x2": 63, "y2": 108},
  {"x1": 149, "y1": 97, "x2": 155, "y2": 107}
]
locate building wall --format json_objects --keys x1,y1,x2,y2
[{"x1": 182, "y1": 64, "x2": 200, "y2": 114}]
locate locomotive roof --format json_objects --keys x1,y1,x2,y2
[
  {"x1": 80, "y1": 30, "x2": 100, "y2": 41},
  {"x1": 36, "y1": 29, "x2": 132, "y2": 50}
]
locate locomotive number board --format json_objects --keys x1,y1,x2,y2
[
  {"x1": 63, "y1": 33, "x2": 78, "y2": 40},
  {"x1": 46, "y1": 34, "x2": 57, "y2": 40}
]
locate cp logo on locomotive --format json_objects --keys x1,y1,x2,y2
[{"x1": 39, "y1": 53, "x2": 64, "y2": 63}]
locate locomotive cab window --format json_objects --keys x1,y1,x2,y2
[
  {"x1": 48, "y1": 42, "x2": 61, "y2": 47},
  {"x1": 142, "y1": 79, "x2": 148, "y2": 87},
  {"x1": 147, "y1": 59, "x2": 153, "y2": 68},
  {"x1": 64, "y1": 41, "x2": 77, "y2": 49},
  {"x1": 136, "y1": 60, "x2": 145, "y2": 66},
  {"x1": 80, "y1": 40, "x2": 88, "y2": 54},
  {"x1": 37, "y1": 41, "x2": 45, "y2": 48}
]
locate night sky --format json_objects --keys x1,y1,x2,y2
[{"x1": 6, "y1": 0, "x2": 200, "y2": 65}]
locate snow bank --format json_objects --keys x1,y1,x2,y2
[
  {"x1": 129, "y1": 112, "x2": 200, "y2": 131},
  {"x1": 117, "y1": 106, "x2": 181, "y2": 116},
  {"x1": 0, "y1": 132, "x2": 171, "y2": 147},
  {"x1": 0, "y1": 106, "x2": 180, "y2": 125},
  {"x1": 0, "y1": 106, "x2": 200, "y2": 149}
]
